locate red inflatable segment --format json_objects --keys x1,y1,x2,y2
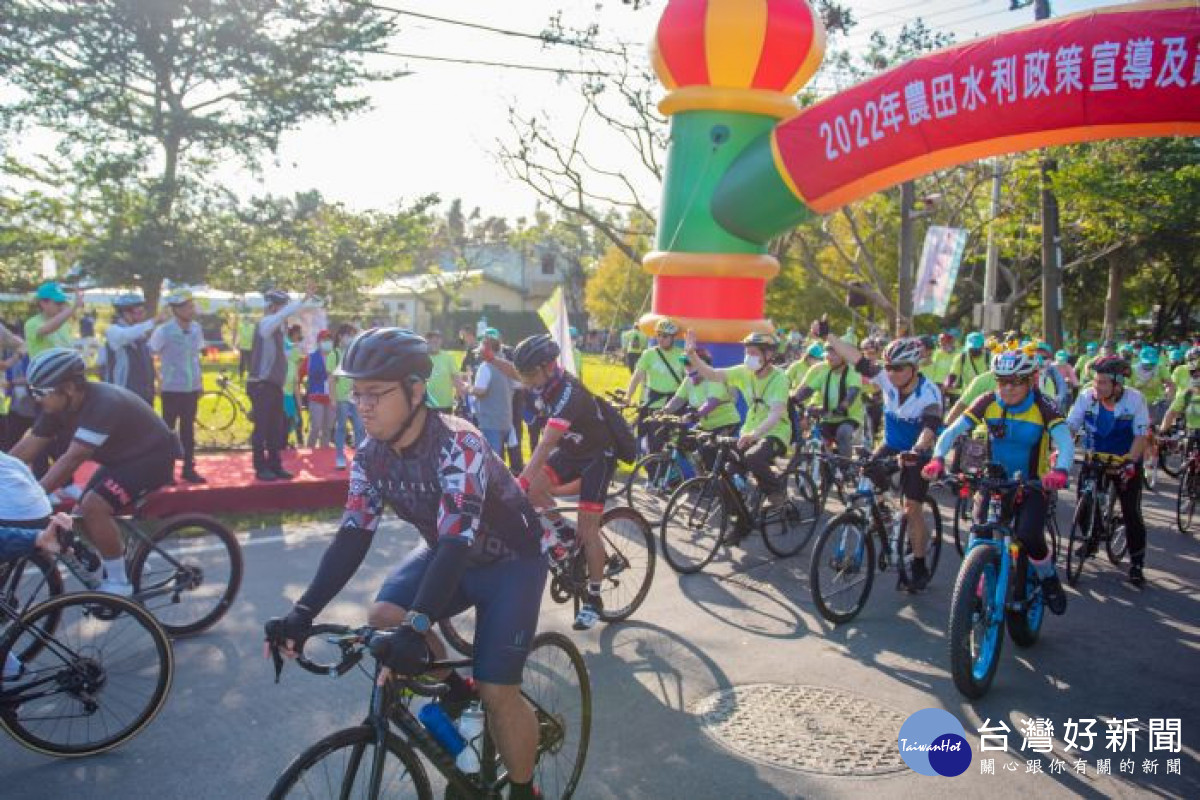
[
  {"x1": 653, "y1": 275, "x2": 766, "y2": 320},
  {"x1": 771, "y1": 1, "x2": 1200, "y2": 213}
]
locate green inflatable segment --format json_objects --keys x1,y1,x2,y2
[
  {"x1": 656, "y1": 110, "x2": 779, "y2": 254},
  {"x1": 711, "y1": 133, "x2": 812, "y2": 244}
]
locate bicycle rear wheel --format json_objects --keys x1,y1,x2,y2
[
  {"x1": 595, "y1": 507, "x2": 655, "y2": 623},
  {"x1": 809, "y1": 511, "x2": 875, "y2": 625},
  {"x1": 623, "y1": 453, "x2": 685, "y2": 524},
  {"x1": 524, "y1": 631, "x2": 591, "y2": 800},
  {"x1": 1159, "y1": 440, "x2": 1186, "y2": 479},
  {"x1": 1177, "y1": 465, "x2": 1198, "y2": 535},
  {"x1": 1065, "y1": 494, "x2": 1094, "y2": 586},
  {"x1": 764, "y1": 470, "x2": 819, "y2": 557},
  {"x1": 0, "y1": 554, "x2": 63, "y2": 661},
  {"x1": 0, "y1": 592, "x2": 173, "y2": 757},
  {"x1": 659, "y1": 477, "x2": 728, "y2": 575},
  {"x1": 948, "y1": 545, "x2": 1004, "y2": 699},
  {"x1": 267, "y1": 725, "x2": 433, "y2": 799}
]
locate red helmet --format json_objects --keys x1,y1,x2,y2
[{"x1": 1091, "y1": 355, "x2": 1131, "y2": 381}]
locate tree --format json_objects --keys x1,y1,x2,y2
[
  {"x1": 0, "y1": 1, "x2": 400, "y2": 305},
  {"x1": 584, "y1": 214, "x2": 654, "y2": 330}
]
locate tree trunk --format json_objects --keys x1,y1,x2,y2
[{"x1": 1102, "y1": 255, "x2": 1124, "y2": 342}]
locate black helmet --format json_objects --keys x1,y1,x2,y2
[
  {"x1": 27, "y1": 347, "x2": 86, "y2": 390},
  {"x1": 512, "y1": 334, "x2": 560, "y2": 372},
  {"x1": 335, "y1": 328, "x2": 432, "y2": 382},
  {"x1": 1092, "y1": 355, "x2": 1131, "y2": 380}
]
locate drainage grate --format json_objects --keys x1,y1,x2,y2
[{"x1": 693, "y1": 684, "x2": 909, "y2": 776}]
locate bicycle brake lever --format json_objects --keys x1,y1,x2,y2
[{"x1": 268, "y1": 640, "x2": 285, "y2": 683}]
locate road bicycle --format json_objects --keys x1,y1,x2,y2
[
  {"x1": 1064, "y1": 453, "x2": 1130, "y2": 586},
  {"x1": 621, "y1": 414, "x2": 707, "y2": 524},
  {"x1": 196, "y1": 371, "x2": 252, "y2": 450},
  {"x1": 1176, "y1": 433, "x2": 1199, "y2": 534},
  {"x1": 265, "y1": 623, "x2": 590, "y2": 800},
  {"x1": 794, "y1": 408, "x2": 856, "y2": 513}
]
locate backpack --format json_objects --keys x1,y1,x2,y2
[{"x1": 595, "y1": 395, "x2": 638, "y2": 463}]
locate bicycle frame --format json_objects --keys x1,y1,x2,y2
[
  {"x1": 0, "y1": 603, "x2": 88, "y2": 712},
  {"x1": 55, "y1": 516, "x2": 197, "y2": 607}
]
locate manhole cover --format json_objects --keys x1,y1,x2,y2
[{"x1": 692, "y1": 684, "x2": 908, "y2": 776}]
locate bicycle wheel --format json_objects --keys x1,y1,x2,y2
[
  {"x1": 659, "y1": 477, "x2": 728, "y2": 575},
  {"x1": 0, "y1": 554, "x2": 64, "y2": 661},
  {"x1": 196, "y1": 389, "x2": 239, "y2": 433},
  {"x1": 595, "y1": 507, "x2": 655, "y2": 623},
  {"x1": 1005, "y1": 551, "x2": 1045, "y2": 648},
  {"x1": 764, "y1": 470, "x2": 819, "y2": 557},
  {"x1": 623, "y1": 453, "x2": 685, "y2": 524},
  {"x1": 1104, "y1": 492, "x2": 1128, "y2": 564},
  {"x1": 1065, "y1": 494, "x2": 1094, "y2": 586},
  {"x1": 1177, "y1": 465, "x2": 1198, "y2": 535},
  {"x1": 948, "y1": 544, "x2": 1005, "y2": 700},
  {"x1": 1159, "y1": 440, "x2": 1186, "y2": 479},
  {"x1": 951, "y1": 488, "x2": 972, "y2": 557},
  {"x1": 809, "y1": 511, "x2": 876, "y2": 625},
  {"x1": 0, "y1": 592, "x2": 173, "y2": 757},
  {"x1": 267, "y1": 725, "x2": 433, "y2": 799},
  {"x1": 523, "y1": 631, "x2": 591, "y2": 800},
  {"x1": 128, "y1": 514, "x2": 243, "y2": 636},
  {"x1": 439, "y1": 608, "x2": 476, "y2": 658},
  {"x1": 1045, "y1": 502, "x2": 1061, "y2": 566},
  {"x1": 895, "y1": 497, "x2": 943, "y2": 586}
]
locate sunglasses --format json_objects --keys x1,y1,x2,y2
[
  {"x1": 29, "y1": 386, "x2": 55, "y2": 400},
  {"x1": 883, "y1": 364, "x2": 910, "y2": 372},
  {"x1": 996, "y1": 377, "x2": 1028, "y2": 387}
]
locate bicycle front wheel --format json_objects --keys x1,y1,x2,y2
[
  {"x1": 764, "y1": 470, "x2": 820, "y2": 558},
  {"x1": 128, "y1": 515, "x2": 244, "y2": 636},
  {"x1": 0, "y1": 592, "x2": 173, "y2": 757},
  {"x1": 1177, "y1": 465, "x2": 1198, "y2": 535},
  {"x1": 1104, "y1": 493, "x2": 1128, "y2": 564},
  {"x1": 196, "y1": 390, "x2": 239, "y2": 433},
  {"x1": 1065, "y1": 494, "x2": 1094, "y2": 586},
  {"x1": 596, "y1": 507, "x2": 655, "y2": 623},
  {"x1": 623, "y1": 453, "x2": 685, "y2": 524},
  {"x1": 809, "y1": 511, "x2": 875, "y2": 625},
  {"x1": 948, "y1": 545, "x2": 1005, "y2": 700},
  {"x1": 267, "y1": 725, "x2": 433, "y2": 800},
  {"x1": 524, "y1": 631, "x2": 592, "y2": 800},
  {"x1": 438, "y1": 607, "x2": 476, "y2": 658},
  {"x1": 659, "y1": 477, "x2": 728, "y2": 575}
]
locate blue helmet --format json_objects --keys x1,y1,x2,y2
[
  {"x1": 1138, "y1": 345, "x2": 1159, "y2": 367},
  {"x1": 965, "y1": 331, "x2": 985, "y2": 350}
]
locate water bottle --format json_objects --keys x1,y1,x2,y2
[
  {"x1": 418, "y1": 701, "x2": 465, "y2": 757},
  {"x1": 542, "y1": 516, "x2": 576, "y2": 564},
  {"x1": 733, "y1": 473, "x2": 747, "y2": 493},
  {"x1": 455, "y1": 701, "x2": 485, "y2": 773}
]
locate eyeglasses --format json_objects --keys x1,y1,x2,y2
[
  {"x1": 996, "y1": 377, "x2": 1028, "y2": 387},
  {"x1": 349, "y1": 386, "x2": 402, "y2": 408}
]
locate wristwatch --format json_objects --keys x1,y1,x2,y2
[{"x1": 403, "y1": 610, "x2": 432, "y2": 634}]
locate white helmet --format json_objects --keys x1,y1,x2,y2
[
  {"x1": 883, "y1": 337, "x2": 923, "y2": 366},
  {"x1": 992, "y1": 349, "x2": 1038, "y2": 378}
]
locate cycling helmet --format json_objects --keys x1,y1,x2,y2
[
  {"x1": 263, "y1": 289, "x2": 290, "y2": 306},
  {"x1": 992, "y1": 348, "x2": 1038, "y2": 378},
  {"x1": 965, "y1": 332, "x2": 985, "y2": 350},
  {"x1": 1138, "y1": 345, "x2": 1159, "y2": 366},
  {"x1": 512, "y1": 333, "x2": 561, "y2": 372},
  {"x1": 742, "y1": 331, "x2": 779, "y2": 349},
  {"x1": 918, "y1": 334, "x2": 936, "y2": 350},
  {"x1": 113, "y1": 293, "x2": 145, "y2": 310},
  {"x1": 806, "y1": 342, "x2": 825, "y2": 359},
  {"x1": 26, "y1": 347, "x2": 87, "y2": 390},
  {"x1": 1085, "y1": 342, "x2": 1098, "y2": 355},
  {"x1": 1092, "y1": 355, "x2": 1131, "y2": 381},
  {"x1": 335, "y1": 328, "x2": 432, "y2": 382},
  {"x1": 165, "y1": 289, "x2": 193, "y2": 306},
  {"x1": 1055, "y1": 349, "x2": 1070, "y2": 362},
  {"x1": 883, "y1": 337, "x2": 923, "y2": 366},
  {"x1": 655, "y1": 318, "x2": 679, "y2": 337},
  {"x1": 1169, "y1": 345, "x2": 1187, "y2": 364}
]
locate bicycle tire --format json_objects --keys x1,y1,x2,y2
[
  {"x1": 948, "y1": 544, "x2": 1004, "y2": 700},
  {"x1": 1065, "y1": 494, "x2": 1094, "y2": 586},
  {"x1": 764, "y1": 470, "x2": 819, "y2": 558},
  {"x1": 0, "y1": 553, "x2": 64, "y2": 661},
  {"x1": 267, "y1": 725, "x2": 433, "y2": 800},
  {"x1": 659, "y1": 477, "x2": 728, "y2": 575},
  {"x1": 128, "y1": 514, "x2": 243, "y2": 636},
  {"x1": 1104, "y1": 492, "x2": 1128, "y2": 564},
  {"x1": 809, "y1": 511, "x2": 875, "y2": 625},
  {"x1": 439, "y1": 609, "x2": 476, "y2": 658},
  {"x1": 0, "y1": 591, "x2": 173, "y2": 757},
  {"x1": 895, "y1": 497, "x2": 943, "y2": 586},
  {"x1": 1177, "y1": 464, "x2": 1198, "y2": 535},
  {"x1": 1159, "y1": 439, "x2": 1186, "y2": 479},
  {"x1": 622, "y1": 453, "x2": 683, "y2": 525},
  {"x1": 1045, "y1": 501, "x2": 1061, "y2": 566},
  {"x1": 196, "y1": 390, "x2": 239, "y2": 435},
  {"x1": 524, "y1": 631, "x2": 592, "y2": 799},
  {"x1": 1005, "y1": 551, "x2": 1045, "y2": 649},
  {"x1": 951, "y1": 488, "x2": 972, "y2": 557},
  {"x1": 595, "y1": 507, "x2": 655, "y2": 623}
]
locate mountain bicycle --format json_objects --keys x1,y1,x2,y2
[
  {"x1": 264, "y1": 623, "x2": 590, "y2": 800},
  {"x1": 1064, "y1": 453, "x2": 1130, "y2": 586}
]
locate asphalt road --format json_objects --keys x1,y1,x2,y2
[{"x1": 4, "y1": 474, "x2": 1199, "y2": 799}]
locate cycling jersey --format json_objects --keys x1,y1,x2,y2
[
  {"x1": 794, "y1": 363, "x2": 864, "y2": 424},
  {"x1": 1129, "y1": 366, "x2": 1166, "y2": 404},
  {"x1": 949, "y1": 350, "x2": 990, "y2": 391},
  {"x1": 535, "y1": 371, "x2": 613, "y2": 458},
  {"x1": 1169, "y1": 388, "x2": 1200, "y2": 430},
  {"x1": 923, "y1": 350, "x2": 955, "y2": 384},
  {"x1": 1171, "y1": 364, "x2": 1191, "y2": 392},
  {"x1": 857, "y1": 361, "x2": 943, "y2": 451},
  {"x1": 635, "y1": 346, "x2": 685, "y2": 407},
  {"x1": 0, "y1": 451, "x2": 52, "y2": 523},
  {"x1": 721, "y1": 364, "x2": 791, "y2": 444},
  {"x1": 31, "y1": 381, "x2": 177, "y2": 466},
  {"x1": 343, "y1": 412, "x2": 541, "y2": 564},
  {"x1": 672, "y1": 376, "x2": 740, "y2": 431},
  {"x1": 935, "y1": 389, "x2": 1074, "y2": 478},
  {"x1": 1066, "y1": 386, "x2": 1150, "y2": 457},
  {"x1": 959, "y1": 370, "x2": 998, "y2": 407}
]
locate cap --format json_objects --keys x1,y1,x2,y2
[{"x1": 35, "y1": 282, "x2": 69, "y2": 303}]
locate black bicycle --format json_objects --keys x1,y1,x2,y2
[
  {"x1": 808, "y1": 451, "x2": 944, "y2": 625},
  {"x1": 621, "y1": 415, "x2": 708, "y2": 525},
  {"x1": 1175, "y1": 433, "x2": 1199, "y2": 535},
  {"x1": 265, "y1": 623, "x2": 590, "y2": 800},
  {"x1": 1064, "y1": 453, "x2": 1130, "y2": 585},
  {"x1": 659, "y1": 432, "x2": 821, "y2": 574}
]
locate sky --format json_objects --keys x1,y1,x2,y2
[{"x1": 17, "y1": 0, "x2": 1117, "y2": 221}]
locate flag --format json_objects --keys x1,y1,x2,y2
[
  {"x1": 913, "y1": 226, "x2": 968, "y2": 317},
  {"x1": 537, "y1": 287, "x2": 576, "y2": 376},
  {"x1": 41, "y1": 252, "x2": 57, "y2": 280}
]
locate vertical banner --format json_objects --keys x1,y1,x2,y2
[
  {"x1": 913, "y1": 225, "x2": 968, "y2": 316},
  {"x1": 538, "y1": 287, "x2": 577, "y2": 376},
  {"x1": 41, "y1": 252, "x2": 57, "y2": 279}
]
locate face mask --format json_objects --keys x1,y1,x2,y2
[
  {"x1": 320, "y1": 341, "x2": 333, "y2": 353},
  {"x1": 744, "y1": 355, "x2": 762, "y2": 371}
]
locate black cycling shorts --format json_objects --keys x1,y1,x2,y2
[
  {"x1": 544, "y1": 450, "x2": 615, "y2": 512},
  {"x1": 85, "y1": 451, "x2": 175, "y2": 512},
  {"x1": 871, "y1": 446, "x2": 930, "y2": 503}
]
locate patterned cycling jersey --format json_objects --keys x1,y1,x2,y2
[
  {"x1": 535, "y1": 371, "x2": 613, "y2": 458},
  {"x1": 1066, "y1": 386, "x2": 1150, "y2": 457},
  {"x1": 342, "y1": 412, "x2": 541, "y2": 564},
  {"x1": 857, "y1": 361, "x2": 943, "y2": 451}
]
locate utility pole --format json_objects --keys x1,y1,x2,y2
[
  {"x1": 982, "y1": 158, "x2": 1003, "y2": 333},
  {"x1": 1035, "y1": 0, "x2": 1063, "y2": 348},
  {"x1": 897, "y1": 180, "x2": 915, "y2": 336}
]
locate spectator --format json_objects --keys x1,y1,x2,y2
[
  {"x1": 331, "y1": 323, "x2": 364, "y2": 470},
  {"x1": 620, "y1": 324, "x2": 646, "y2": 373},
  {"x1": 25, "y1": 281, "x2": 81, "y2": 358},
  {"x1": 104, "y1": 293, "x2": 161, "y2": 405},
  {"x1": 470, "y1": 329, "x2": 515, "y2": 456},
  {"x1": 424, "y1": 330, "x2": 463, "y2": 413},
  {"x1": 236, "y1": 304, "x2": 256, "y2": 380},
  {"x1": 305, "y1": 330, "x2": 336, "y2": 449},
  {"x1": 283, "y1": 324, "x2": 305, "y2": 448},
  {"x1": 151, "y1": 290, "x2": 206, "y2": 484}
]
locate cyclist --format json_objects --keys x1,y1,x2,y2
[
  {"x1": 660, "y1": 346, "x2": 741, "y2": 435},
  {"x1": 1055, "y1": 350, "x2": 1079, "y2": 404},
  {"x1": 1168, "y1": 345, "x2": 1196, "y2": 397},
  {"x1": 1076, "y1": 342, "x2": 1100, "y2": 384},
  {"x1": 921, "y1": 334, "x2": 953, "y2": 386},
  {"x1": 819, "y1": 326, "x2": 943, "y2": 592},
  {"x1": 923, "y1": 348, "x2": 1073, "y2": 614},
  {"x1": 859, "y1": 337, "x2": 885, "y2": 444},
  {"x1": 626, "y1": 318, "x2": 685, "y2": 447},
  {"x1": 267, "y1": 328, "x2": 548, "y2": 800},
  {"x1": 1066, "y1": 355, "x2": 1152, "y2": 586},
  {"x1": 103, "y1": 292, "x2": 160, "y2": 405},
  {"x1": 945, "y1": 331, "x2": 989, "y2": 406},
  {"x1": 1160, "y1": 359, "x2": 1200, "y2": 442},
  {"x1": 10, "y1": 348, "x2": 179, "y2": 596},
  {"x1": 489, "y1": 334, "x2": 615, "y2": 631},
  {"x1": 684, "y1": 330, "x2": 793, "y2": 511},
  {"x1": 790, "y1": 342, "x2": 864, "y2": 460},
  {"x1": 1130, "y1": 345, "x2": 1168, "y2": 425}
]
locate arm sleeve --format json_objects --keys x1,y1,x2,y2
[
  {"x1": 436, "y1": 432, "x2": 487, "y2": 546},
  {"x1": 1048, "y1": 420, "x2": 1075, "y2": 472},
  {"x1": 295, "y1": 521, "x2": 375, "y2": 616},
  {"x1": 1065, "y1": 390, "x2": 1088, "y2": 432},
  {"x1": 105, "y1": 320, "x2": 155, "y2": 348},
  {"x1": 919, "y1": 404, "x2": 944, "y2": 436},
  {"x1": 0, "y1": 526, "x2": 38, "y2": 561},
  {"x1": 933, "y1": 415, "x2": 976, "y2": 460},
  {"x1": 854, "y1": 356, "x2": 882, "y2": 380}
]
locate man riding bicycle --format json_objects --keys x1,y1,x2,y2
[
  {"x1": 267, "y1": 328, "x2": 548, "y2": 800},
  {"x1": 819, "y1": 326, "x2": 943, "y2": 592},
  {"x1": 1065, "y1": 355, "x2": 1152, "y2": 586},
  {"x1": 790, "y1": 343, "x2": 864, "y2": 461},
  {"x1": 488, "y1": 333, "x2": 616, "y2": 632},
  {"x1": 625, "y1": 318, "x2": 685, "y2": 450},
  {"x1": 10, "y1": 348, "x2": 178, "y2": 597},
  {"x1": 923, "y1": 347, "x2": 1073, "y2": 614},
  {"x1": 659, "y1": 346, "x2": 741, "y2": 468}
]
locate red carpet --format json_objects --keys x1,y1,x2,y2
[{"x1": 76, "y1": 448, "x2": 350, "y2": 518}]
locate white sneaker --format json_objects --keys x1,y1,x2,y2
[
  {"x1": 572, "y1": 599, "x2": 602, "y2": 631},
  {"x1": 3, "y1": 651, "x2": 23, "y2": 681},
  {"x1": 98, "y1": 578, "x2": 134, "y2": 598},
  {"x1": 336, "y1": 453, "x2": 347, "y2": 470}
]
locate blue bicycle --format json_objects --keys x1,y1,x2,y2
[{"x1": 947, "y1": 465, "x2": 1049, "y2": 699}]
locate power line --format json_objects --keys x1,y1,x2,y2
[{"x1": 316, "y1": 42, "x2": 612, "y2": 76}]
